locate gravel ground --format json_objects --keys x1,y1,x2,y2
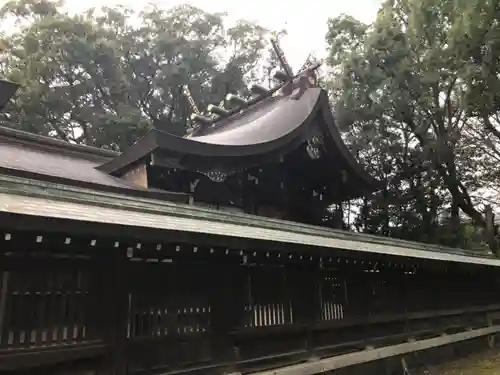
[{"x1": 418, "y1": 350, "x2": 500, "y2": 375}]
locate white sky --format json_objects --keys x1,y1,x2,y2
[{"x1": 57, "y1": 0, "x2": 382, "y2": 70}]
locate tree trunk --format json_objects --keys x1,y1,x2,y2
[{"x1": 450, "y1": 199, "x2": 461, "y2": 247}]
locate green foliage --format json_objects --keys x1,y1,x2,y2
[
  {"x1": 326, "y1": 0, "x2": 500, "y2": 248},
  {"x1": 0, "y1": 0, "x2": 270, "y2": 149},
  {"x1": 1, "y1": 0, "x2": 499, "y2": 250}
]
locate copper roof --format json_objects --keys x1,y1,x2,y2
[
  {"x1": 0, "y1": 125, "x2": 188, "y2": 202},
  {"x1": 0, "y1": 64, "x2": 380, "y2": 202},
  {"x1": 0, "y1": 174, "x2": 494, "y2": 265},
  {"x1": 98, "y1": 86, "x2": 381, "y2": 199}
]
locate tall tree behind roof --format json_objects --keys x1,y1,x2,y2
[
  {"x1": 0, "y1": 0, "x2": 269, "y2": 150},
  {"x1": 325, "y1": 0, "x2": 500, "y2": 244}
]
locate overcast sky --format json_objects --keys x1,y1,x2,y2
[{"x1": 55, "y1": 0, "x2": 382, "y2": 70}]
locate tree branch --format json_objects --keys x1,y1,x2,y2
[{"x1": 482, "y1": 114, "x2": 500, "y2": 141}]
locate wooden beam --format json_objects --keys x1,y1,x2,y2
[
  {"x1": 248, "y1": 325, "x2": 500, "y2": 375},
  {"x1": 0, "y1": 343, "x2": 107, "y2": 371}
]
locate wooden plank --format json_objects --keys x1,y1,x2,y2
[{"x1": 249, "y1": 325, "x2": 500, "y2": 375}]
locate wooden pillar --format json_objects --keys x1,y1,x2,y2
[
  {"x1": 103, "y1": 246, "x2": 129, "y2": 375},
  {"x1": 210, "y1": 259, "x2": 245, "y2": 370},
  {"x1": 0, "y1": 270, "x2": 9, "y2": 345},
  {"x1": 0, "y1": 246, "x2": 11, "y2": 350},
  {"x1": 287, "y1": 262, "x2": 320, "y2": 354},
  {"x1": 487, "y1": 313, "x2": 496, "y2": 348}
]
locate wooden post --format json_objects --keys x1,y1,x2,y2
[
  {"x1": 0, "y1": 271, "x2": 9, "y2": 345},
  {"x1": 287, "y1": 263, "x2": 319, "y2": 356},
  {"x1": 210, "y1": 259, "x2": 244, "y2": 369},
  {"x1": 487, "y1": 313, "x2": 495, "y2": 349},
  {"x1": 103, "y1": 246, "x2": 128, "y2": 375}
]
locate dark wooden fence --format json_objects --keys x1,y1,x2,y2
[{"x1": 1, "y1": 229, "x2": 500, "y2": 375}]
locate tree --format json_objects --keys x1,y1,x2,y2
[
  {"x1": 0, "y1": 0, "x2": 270, "y2": 149},
  {"x1": 325, "y1": 0, "x2": 500, "y2": 246}
]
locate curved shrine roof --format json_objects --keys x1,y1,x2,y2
[
  {"x1": 98, "y1": 85, "x2": 381, "y2": 199},
  {"x1": 0, "y1": 70, "x2": 380, "y2": 202},
  {"x1": 186, "y1": 88, "x2": 319, "y2": 146}
]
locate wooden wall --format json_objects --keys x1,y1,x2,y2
[{"x1": 0, "y1": 228, "x2": 499, "y2": 375}]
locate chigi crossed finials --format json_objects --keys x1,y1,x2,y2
[{"x1": 97, "y1": 33, "x2": 380, "y2": 223}]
